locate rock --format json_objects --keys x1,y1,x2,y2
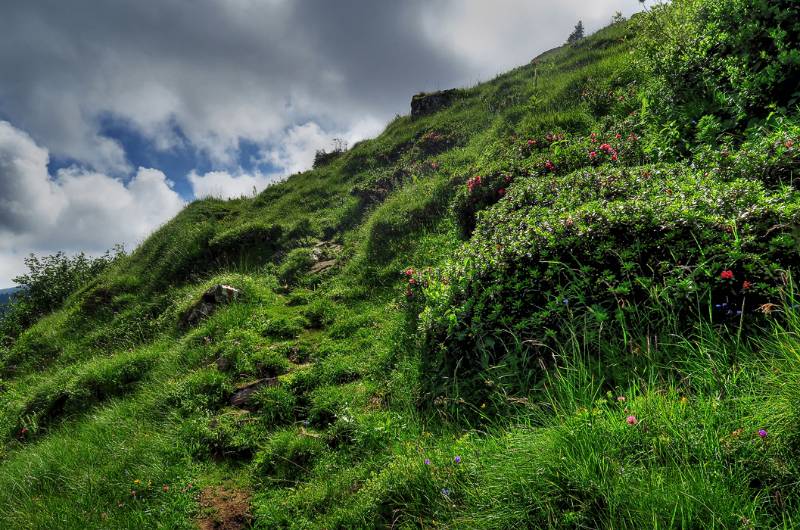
[
  {"x1": 215, "y1": 356, "x2": 232, "y2": 372},
  {"x1": 306, "y1": 241, "x2": 342, "y2": 274},
  {"x1": 181, "y1": 284, "x2": 241, "y2": 328},
  {"x1": 229, "y1": 377, "x2": 279, "y2": 408},
  {"x1": 411, "y1": 89, "x2": 458, "y2": 118},
  {"x1": 309, "y1": 259, "x2": 337, "y2": 274},
  {"x1": 311, "y1": 241, "x2": 343, "y2": 261}
]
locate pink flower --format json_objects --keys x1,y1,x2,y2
[
  {"x1": 589, "y1": 151, "x2": 597, "y2": 160},
  {"x1": 626, "y1": 415, "x2": 638, "y2": 425},
  {"x1": 720, "y1": 270, "x2": 734, "y2": 280},
  {"x1": 758, "y1": 429, "x2": 768, "y2": 439},
  {"x1": 544, "y1": 160, "x2": 556, "y2": 172}
]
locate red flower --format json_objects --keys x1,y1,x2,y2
[
  {"x1": 600, "y1": 143, "x2": 612, "y2": 152},
  {"x1": 467, "y1": 175, "x2": 482, "y2": 192},
  {"x1": 589, "y1": 151, "x2": 597, "y2": 160},
  {"x1": 404, "y1": 267, "x2": 415, "y2": 277},
  {"x1": 720, "y1": 270, "x2": 734, "y2": 280},
  {"x1": 498, "y1": 188, "x2": 506, "y2": 196},
  {"x1": 527, "y1": 139, "x2": 537, "y2": 146},
  {"x1": 742, "y1": 280, "x2": 752, "y2": 290},
  {"x1": 544, "y1": 160, "x2": 556, "y2": 172},
  {"x1": 615, "y1": 133, "x2": 622, "y2": 139},
  {"x1": 611, "y1": 153, "x2": 618, "y2": 162}
]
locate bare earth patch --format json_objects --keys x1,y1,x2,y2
[{"x1": 197, "y1": 486, "x2": 252, "y2": 530}]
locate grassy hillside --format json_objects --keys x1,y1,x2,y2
[{"x1": 1, "y1": 2, "x2": 800, "y2": 528}]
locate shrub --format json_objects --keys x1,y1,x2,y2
[
  {"x1": 640, "y1": 0, "x2": 800, "y2": 136},
  {"x1": 0, "y1": 248, "x2": 125, "y2": 336},
  {"x1": 420, "y1": 163, "x2": 800, "y2": 405}
]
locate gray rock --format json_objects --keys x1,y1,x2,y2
[
  {"x1": 181, "y1": 284, "x2": 241, "y2": 328},
  {"x1": 411, "y1": 89, "x2": 459, "y2": 118}
]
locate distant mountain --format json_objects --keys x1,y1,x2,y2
[{"x1": 0, "y1": 287, "x2": 20, "y2": 308}]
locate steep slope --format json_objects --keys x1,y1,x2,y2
[{"x1": 1, "y1": 4, "x2": 800, "y2": 528}]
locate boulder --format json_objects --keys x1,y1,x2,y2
[
  {"x1": 411, "y1": 89, "x2": 458, "y2": 118},
  {"x1": 180, "y1": 284, "x2": 241, "y2": 328}
]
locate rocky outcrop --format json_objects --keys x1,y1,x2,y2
[
  {"x1": 411, "y1": 89, "x2": 459, "y2": 118},
  {"x1": 180, "y1": 284, "x2": 241, "y2": 328},
  {"x1": 308, "y1": 241, "x2": 343, "y2": 274}
]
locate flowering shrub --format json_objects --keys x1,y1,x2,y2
[{"x1": 420, "y1": 162, "x2": 800, "y2": 403}]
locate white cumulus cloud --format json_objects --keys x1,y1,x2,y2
[{"x1": 0, "y1": 121, "x2": 185, "y2": 287}]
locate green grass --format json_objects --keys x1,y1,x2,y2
[{"x1": 1, "y1": 5, "x2": 799, "y2": 528}]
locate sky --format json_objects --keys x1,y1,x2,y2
[{"x1": 0, "y1": 0, "x2": 652, "y2": 288}]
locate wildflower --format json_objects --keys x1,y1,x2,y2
[
  {"x1": 527, "y1": 139, "x2": 537, "y2": 146},
  {"x1": 617, "y1": 396, "x2": 626, "y2": 402},
  {"x1": 615, "y1": 133, "x2": 622, "y2": 139},
  {"x1": 562, "y1": 298, "x2": 569, "y2": 305},
  {"x1": 680, "y1": 396, "x2": 689, "y2": 405},
  {"x1": 544, "y1": 160, "x2": 556, "y2": 172},
  {"x1": 786, "y1": 140, "x2": 794, "y2": 149},
  {"x1": 626, "y1": 415, "x2": 638, "y2": 425},
  {"x1": 589, "y1": 151, "x2": 597, "y2": 160},
  {"x1": 424, "y1": 459, "x2": 431, "y2": 466},
  {"x1": 611, "y1": 153, "x2": 618, "y2": 162},
  {"x1": 454, "y1": 456, "x2": 462, "y2": 464},
  {"x1": 134, "y1": 480, "x2": 141, "y2": 485},
  {"x1": 498, "y1": 188, "x2": 506, "y2": 197},
  {"x1": 742, "y1": 280, "x2": 752, "y2": 290},
  {"x1": 720, "y1": 270, "x2": 734, "y2": 280},
  {"x1": 758, "y1": 429, "x2": 768, "y2": 439},
  {"x1": 404, "y1": 267, "x2": 415, "y2": 277},
  {"x1": 441, "y1": 488, "x2": 451, "y2": 497},
  {"x1": 481, "y1": 403, "x2": 487, "y2": 409},
  {"x1": 599, "y1": 143, "x2": 613, "y2": 153}
]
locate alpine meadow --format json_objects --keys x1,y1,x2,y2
[{"x1": 2, "y1": 0, "x2": 800, "y2": 528}]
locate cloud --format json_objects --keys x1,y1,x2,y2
[
  {"x1": 0, "y1": 121, "x2": 184, "y2": 287},
  {"x1": 260, "y1": 118, "x2": 384, "y2": 177},
  {"x1": 188, "y1": 170, "x2": 273, "y2": 200}
]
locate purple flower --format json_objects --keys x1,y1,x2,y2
[
  {"x1": 453, "y1": 456, "x2": 462, "y2": 464},
  {"x1": 441, "y1": 488, "x2": 451, "y2": 497},
  {"x1": 758, "y1": 429, "x2": 768, "y2": 439},
  {"x1": 424, "y1": 459, "x2": 431, "y2": 466}
]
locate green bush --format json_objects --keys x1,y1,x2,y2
[
  {"x1": 0, "y1": 248, "x2": 125, "y2": 337},
  {"x1": 421, "y1": 162, "x2": 800, "y2": 403},
  {"x1": 640, "y1": 0, "x2": 800, "y2": 135}
]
